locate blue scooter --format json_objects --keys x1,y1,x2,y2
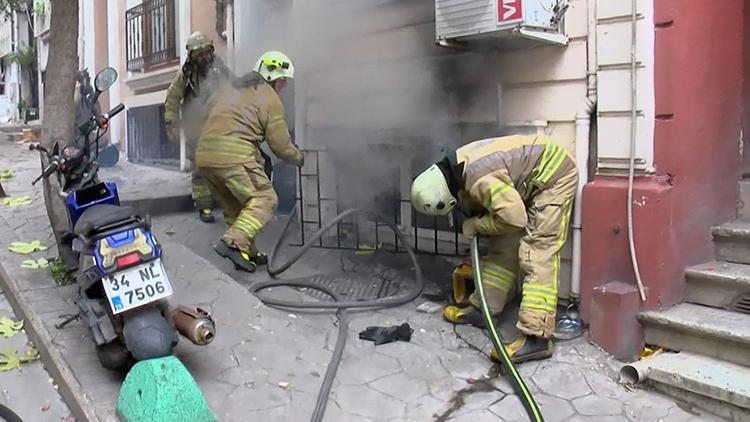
[{"x1": 31, "y1": 67, "x2": 181, "y2": 369}]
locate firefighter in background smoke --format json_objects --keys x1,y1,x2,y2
[
  {"x1": 164, "y1": 31, "x2": 228, "y2": 224},
  {"x1": 410, "y1": 135, "x2": 578, "y2": 363},
  {"x1": 195, "y1": 51, "x2": 303, "y2": 272}
]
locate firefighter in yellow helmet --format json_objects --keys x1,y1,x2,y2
[
  {"x1": 195, "y1": 51, "x2": 303, "y2": 272},
  {"x1": 410, "y1": 135, "x2": 578, "y2": 363},
  {"x1": 164, "y1": 31, "x2": 227, "y2": 224}
]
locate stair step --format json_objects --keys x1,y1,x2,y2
[
  {"x1": 685, "y1": 261, "x2": 750, "y2": 310},
  {"x1": 639, "y1": 303, "x2": 750, "y2": 367},
  {"x1": 740, "y1": 180, "x2": 750, "y2": 222},
  {"x1": 635, "y1": 352, "x2": 750, "y2": 421},
  {"x1": 712, "y1": 221, "x2": 750, "y2": 265}
]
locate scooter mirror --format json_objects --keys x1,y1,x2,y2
[{"x1": 94, "y1": 67, "x2": 118, "y2": 92}]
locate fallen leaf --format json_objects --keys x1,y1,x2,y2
[
  {"x1": 277, "y1": 381, "x2": 292, "y2": 389},
  {"x1": 1, "y1": 196, "x2": 32, "y2": 207},
  {"x1": 0, "y1": 347, "x2": 39, "y2": 371},
  {"x1": 21, "y1": 258, "x2": 50, "y2": 269},
  {"x1": 0, "y1": 317, "x2": 24, "y2": 337},
  {"x1": 0, "y1": 170, "x2": 13, "y2": 181},
  {"x1": 42, "y1": 401, "x2": 50, "y2": 412},
  {"x1": 8, "y1": 240, "x2": 47, "y2": 255},
  {"x1": 165, "y1": 229, "x2": 176, "y2": 236}
]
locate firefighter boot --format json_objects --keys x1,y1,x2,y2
[
  {"x1": 490, "y1": 334, "x2": 554, "y2": 364},
  {"x1": 214, "y1": 239, "x2": 267, "y2": 272},
  {"x1": 443, "y1": 304, "x2": 499, "y2": 328},
  {"x1": 198, "y1": 208, "x2": 215, "y2": 224}
]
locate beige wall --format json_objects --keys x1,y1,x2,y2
[{"x1": 190, "y1": 0, "x2": 226, "y2": 53}]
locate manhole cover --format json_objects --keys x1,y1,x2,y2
[
  {"x1": 732, "y1": 294, "x2": 750, "y2": 315},
  {"x1": 287, "y1": 273, "x2": 407, "y2": 302}
]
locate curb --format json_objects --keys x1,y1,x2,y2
[
  {"x1": 0, "y1": 192, "x2": 192, "y2": 421},
  {"x1": 0, "y1": 241, "x2": 100, "y2": 421},
  {"x1": 122, "y1": 194, "x2": 193, "y2": 217}
]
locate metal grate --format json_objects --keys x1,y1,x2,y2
[
  {"x1": 294, "y1": 149, "x2": 465, "y2": 256},
  {"x1": 732, "y1": 294, "x2": 750, "y2": 315}
]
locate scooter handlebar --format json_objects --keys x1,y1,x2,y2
[{"x1": 105, "y1": 103, "x2": 125, "y2": 119}]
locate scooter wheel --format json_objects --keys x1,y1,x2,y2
[{"x1": 97, "y1": 340, "x2": 131, "y2": 370}]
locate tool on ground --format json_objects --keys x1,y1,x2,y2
[
  {"x1": 253, "y1": 206, "x2": 424, "y2": 422},
  {"x1": 170, "y1": 306, "x2": 216, "y2": 346},
  {"x1": 55, "y1": 313, "x2": 81, "y2": 330},
  {"x1": 359, "y1": 323, "x2": 413, "y2": 345},
  {"x1": 471, "y1": 236, "x2": 544, "y2": 422}
]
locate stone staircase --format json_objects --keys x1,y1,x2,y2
[{"x1": 634, "y1": 183, "x2": 750, "y2": 421}]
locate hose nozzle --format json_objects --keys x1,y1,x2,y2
[{"x1": 171, "y1": 306, "x2": 216, "y2": 346}]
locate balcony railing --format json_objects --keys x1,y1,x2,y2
[{"x1": 126, "y1": 0, "x2": 178, "y2": 72}]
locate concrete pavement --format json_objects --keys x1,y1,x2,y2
[{"x1": 0, "y1": 140, "x2": 730, "y2": 421}]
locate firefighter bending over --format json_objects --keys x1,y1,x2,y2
[
  {"x1": 410, "y1": 135, "x2": 578, "y2": 363},
  {"x1": 195, "y1": 51, "x2": 303, "y2": 272}
]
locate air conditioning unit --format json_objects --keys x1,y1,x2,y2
[{"x1": 436, "y1": 0, "x2": 568, "y2": 47}]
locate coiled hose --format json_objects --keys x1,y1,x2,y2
[
  {"x1": 252, "y1": 208, "x2": 424, "y2": 422},
  {"x1": 471, "y1": 237, "x2": 544, "y2": 422},
  {"x1": 0, "y1": 403, "x2": 22, "y2": 422}
]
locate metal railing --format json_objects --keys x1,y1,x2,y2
[
  {"x1": 294, "y1": 149, "x2": 465, "y2": 257},
  {"x1": 126, "y1": 0, "x2": 178, "y2": 72}
]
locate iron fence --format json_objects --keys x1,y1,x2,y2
[{"x1": 294, "y1": 149, "x2": 465, "y2": 256}]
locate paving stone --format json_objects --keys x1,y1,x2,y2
[
  {"x1": 335, "y1": 352, "x2": 402, "y2": 385},
  {"x1": 447, "y1": 409, "x2": 505, "y2": 421},
  {"x1": 223, "y1": 382, "x2": 291, "y2": 413},
  {"x1": 403, "y1": 394, "x2": 446, "y2": 420},
  {"x1": 533, "y1": 362, "x2": 592, "y2": 400},
  {"x1": 398, "y1": 348, "x2": 451, "y2": 381},
  {"x1": 439, "y1": 349, "x2": 493, "y2": 380},
  {"x1": 566, "y1": 416, "x2": 630, "y2": 422},
  {"x1": 659, "y1": 404, "x2": 726, "y2": 422},
  {"x1": 572, "y1": 394, "x2": 623, "y2": 416},
  {"x1": 581, "y1": 369, "x2": 631, "y2": 401},
  {"x1": 369, "y1": 371, "x2": 428, "y2": 402},
  {"x1": 489, "y1": 394, "x2": 533, "y2": 422},
  {"x1": 333, "y1": 384, "x2": 406, "y2": 419},
  {"x1": 537, "y1": 393, "x2": 576, "y2": 422},
  {"x1": 622, "y1": 392, "x2": 675, "y2": 421}
]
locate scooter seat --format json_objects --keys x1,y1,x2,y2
[{"x1": 74, "y1": 204, "x2": 139, "y2": 237}]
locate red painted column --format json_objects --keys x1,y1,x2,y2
[{"x1": 581, "y1": 0, "x2": 744, "y2": 360}]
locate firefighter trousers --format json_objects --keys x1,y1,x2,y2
[
  {"x1": 199, "y1": 160, "x2": 278, "y2": 253},
  {"x1": 186, "y1": 136, "x2": 214, "y2": 210},
  {"x1": 469, "y1": 167, "x2": 578, "y2": 338}
]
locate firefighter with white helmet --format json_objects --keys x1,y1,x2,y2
[
  {"x1": 411, "y1": 135, "x2": 578, "y2": 363},
  {"x1": 195, "y1": 50, "x2": 303, "y2": 272}
]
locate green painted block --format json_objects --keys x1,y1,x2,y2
[{"x1": 116, "y1": 356, "x2": 216, "y2": 422}]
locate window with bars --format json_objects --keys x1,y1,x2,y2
[{"x1": 125, "y1": 0, "x2": 179, "y2": 72}]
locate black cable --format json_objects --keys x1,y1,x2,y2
[
  {"x1": 252, "y1": 207, "x2": 424, "y2": 422},
  {"x1": 0, "y1": 403, "x2": 23, "y2": 422}
]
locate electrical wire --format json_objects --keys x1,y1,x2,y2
[{"x1": 627, "y1": 0, "x2": 647, "y2": 301}]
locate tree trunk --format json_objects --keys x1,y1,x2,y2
[{"x1": 41, "y1": 0, "x2": 78, "y2": 265}]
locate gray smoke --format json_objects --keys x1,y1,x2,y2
[{"x1": 231, "y1": 1, "x2": 501, "y2": 217}]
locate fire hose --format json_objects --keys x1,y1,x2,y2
[
  {"x1": 470, "y1": 236, "x2": 544, "y2": 422},
  {"x1": 252, "y1": 207, "x2": 542, "y2": 422},
  {"x1": 0, "y1": 403, "x2": 22, "y2": 422}
]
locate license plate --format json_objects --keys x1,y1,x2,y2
[{"x1": 103, "y1": 260, "x2": 173, "y2": 314}]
